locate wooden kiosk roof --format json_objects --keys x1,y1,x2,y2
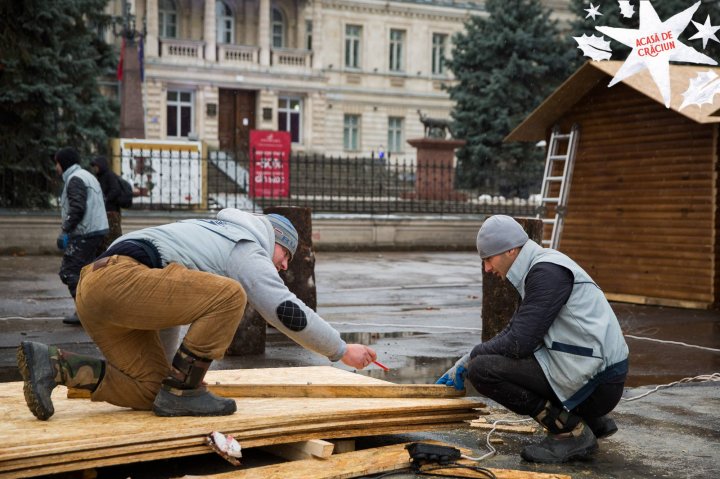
[{"x1": 506, "y1": 61, "x2": 720, "y2": 142}]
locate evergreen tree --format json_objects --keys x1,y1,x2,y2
[
  {"x1": 569, "y1": 0, "x2": 720, "y2": 65},
  {"x1": 0, "y1": 0, "x2": 118, "y2": 206},
  {"x1": 446, "y1": 0, "x2": 575, "y2": 194}
]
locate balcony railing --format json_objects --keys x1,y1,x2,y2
[
  {"x1": 271, "y1": 48, "x2": 312, "y2": 70},
  {"x1": 218, "y1": 44, "x2": 260, "y2": 67},
  {"x1": 156, "y1": 40, "x2": 314, "y2": 73},
  {"x1": 160, "y1": 39, "x2": 205, "y2": 63}
]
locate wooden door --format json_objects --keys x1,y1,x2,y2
[{"x1": 218, "y1": 89, "x2": 257, "y2": 157}]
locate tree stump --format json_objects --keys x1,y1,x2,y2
[
  {"x1": 481, "y1": 217, "x2": 543, "y2": 342},
  {"x1": 226, "y1": 206, "x2": 316, "y2": 355}
]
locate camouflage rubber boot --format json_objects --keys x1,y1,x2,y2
[
  {"x1": 16, "y1": 341, "x2": 105, "y2": 421},
  {"x1": 152, "y1": 344, "x2": 236, "y2": 417}
]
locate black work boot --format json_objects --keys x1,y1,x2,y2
[
  {"x1": 521, "y1": 422, "x2": 598, "y2": 463},
  {"x1": 585, "y1": 415, "x2": 618, "y2": 439},
  {"x1": 152, "y1": 344, "x2": 236, "y2": 417},
  {"x1": 16, "y1": 341, "x2": 105, "y2": 420}
]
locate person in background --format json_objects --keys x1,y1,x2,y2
[
  {"x1": 437, "y1": 215, "x2": 628, "y2": 464},
  {"x1": 90, "y1": 156, "x2": 123, "y2": 256},
  {"x1": 53, "y1": 147, "x2": 109, "y2": 326},
  {"x1": 18, "y1": 210, "x2": 377, "y2": 420}
]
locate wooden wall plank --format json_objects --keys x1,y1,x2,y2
[{"x1": 551, "y1": 81, "x2": 717, "y2": 305}]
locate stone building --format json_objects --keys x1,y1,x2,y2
[{"x1": 109, "y1": 0, "x2": 571, "y2": 160}]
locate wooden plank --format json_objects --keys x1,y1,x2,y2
[
  {"x1": 0, "y1": 409, "x2": 480, "y2": 465},
  {"x1": 261, "y1": 439, "x2": 335, "y2": 461},
  {"x1": 468, "y1": 419, "x2": 537, "y2": 435},
  {"x1": 0, "y1": 424, "x2": 465, "y2": 479},
  {"x1": 604, "y1": 293, "x2": 711, "y2": 310},
  {"x1": 330, "y1": 439, "x2": 356, "y2": 454},
  {"x1": 68, "y1": 383, "x2": 465, "y2": 400},
  {"x1": 0, "y1": 363, "x2": 484, "y2": 478},
  {"x1": 179, "y1": 441, "x2": 572, "y2": 479}
]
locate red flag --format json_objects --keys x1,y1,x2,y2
[{"x1": 117, "y1": 37, "x2": 125, "y2": 81}]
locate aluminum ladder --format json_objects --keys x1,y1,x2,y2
[{"x1": 537, "y1": 124, "x2": 580, "y2": 250}]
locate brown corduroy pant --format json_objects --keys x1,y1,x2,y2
[{"x1": 76, "y1": 255, "x2": 247, "y2": 410}]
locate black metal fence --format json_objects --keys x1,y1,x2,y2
[{"x1": 1, "y1": 151, "x2": 543, "y2": 216}]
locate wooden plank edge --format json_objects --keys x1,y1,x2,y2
[
  {"x1": 67, "y1": 383, "x2": 466, "y2": 399},
  {"x1": 0, "y1": 408, "x2": 484, "y2": 462},
  {"x1": 0, "y1": 423, "x2": 469, "y2": 479},
  {"x1": 605, "y1": 292, "x2": 711, "y2": 310},
  {"x1": 0, "y1": 413, "x2": 479, "y2": 469}
]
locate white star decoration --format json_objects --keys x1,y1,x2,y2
[
  {"x1": 689, "y1": 15, "x2": 720, "y2": 50},
  {"x1": 619, "y1": 1, "x2": 635, "y2": 19},
  {"x1": 596, "y1": 1, "x2": 717, "y2": 108},
  {"x1": 585, "y1": 3, "x2": 602, "y2": 21}
]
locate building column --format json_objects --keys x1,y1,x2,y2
[
  {"x1": 204, "y1": 0, "x2": 217, "y2": 61},
  {"x1": 145, "y1": 0, "x2": 159, "y2": 57},
  {"x1": 311, "y1": 0, "x2": 323, "y2": 69},
  {"x1": 259, "y1": 0, "x2": 271, "y2": 66}
]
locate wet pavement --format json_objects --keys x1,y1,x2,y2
[{"x1": 0, "y1": 252, "x2": 719, "y2": 478}]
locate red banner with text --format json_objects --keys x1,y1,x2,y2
[{"x1": 249, "y1": 130, "x2": 290, "y2": 198}]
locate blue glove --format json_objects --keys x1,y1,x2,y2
[
  {"x1": 436, "y1": 353, "x2": 470, "y2": 390},
  {"x1": 56, "y1": 232, "x2": 70, "y2": 251}
]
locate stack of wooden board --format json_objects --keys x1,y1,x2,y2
[
  {"x1": 0, "y1": 366, "x2": 483, "y2": 479},
  {"x1": 182, "y1": 441, "x2": 572, "y2": 479}
]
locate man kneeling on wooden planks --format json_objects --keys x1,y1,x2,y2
[
  {"x1": 437, "y1": 215, "x2": 628, "y2": 464},
  {"x1": 17, "y1": 209, "x2": 377, "y2": 420}
]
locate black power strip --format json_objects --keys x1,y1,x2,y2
[{"x1": 405, "y1": 442, "x2": 462, "y2": 466}]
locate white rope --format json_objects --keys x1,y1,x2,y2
[
  {"x1": 624, "y1": 334, "x2": 720, "y2": 353},
  {"x1": 621, "y1": 373, "x2": 720, "y2": 401},
  {"x1": 461, "y1": 418, "x2": 535, "y2": 462}
]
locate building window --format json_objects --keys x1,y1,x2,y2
[
  {"x1": 343, "y1": 114, "x2": 360, "y2": 151},
  {"x1": 159, "y1": 0, "x2": 178, "y2": 39},
  {"x1": 306, "y1": 20, "x2": 313, "y2": 50},
  {"x1": 167, "y1": 90, "x2": 194, "y2": 138},
  {"x1": 345, "y1": 25, "x2": 361, "y2": 69},
  {"x1": 387, "y1": 117, "x2": 404, "y2": 153},
  {"x1": 272, "y1": 8, "x2": 285, "y2": 48},
  {"x1": 389, "y1": 29, "x2": 405, "y2": 72},
  {"x1": 216, "y1": 1, "x2": 234, "y2": 44},
  {"x1": 278, "y1": 97, "x2": 302, "y2": 143},
  {"x1": 432, "y1": 33, "x2": 447, "y2": 75}
]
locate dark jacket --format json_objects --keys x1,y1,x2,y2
[{"x1": 91, "y1": 157, "x2": 122, "y2": 213}]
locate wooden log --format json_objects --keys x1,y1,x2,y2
[
  {"x1": 226, "y1": 206, "x2": 316, "y2": 356},
  {"x1": 263, "y1": 206, "x2": 317, "y2": 310},
  {"x1": 261, "y1": 439, "x2": 335, "y2": 461},
  {"x1": 67, "y1": 383, "x2": 466, "y2": 399},
  {"x1": 482, "y1": 217, "x2": 543, "y2": 342}
]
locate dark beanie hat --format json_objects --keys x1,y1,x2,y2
[{"x1": 55, "y1": 147, "x2": 80, "y2": 172}]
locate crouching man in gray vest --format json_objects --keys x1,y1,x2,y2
[
  {"x1": 437, "y1": 215, "x2": 628, "y2": 463},
  {"x1": 18, "y1": 209, "x2": 377, "y2": 420}
]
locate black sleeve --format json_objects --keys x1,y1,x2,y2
[
  {"x1": 470, "y1": 262, "x2": 574, "y2": 359},
  {"x1": 62, "y1": 177, "x2": 87, "y2": 233},
  {"x1": 104, "y1": 173, "x2": 122, "y2": 206}
]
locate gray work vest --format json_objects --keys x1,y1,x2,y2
[{"x1": 507, "y1": 240, "x2": 629, "y2": 410}]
